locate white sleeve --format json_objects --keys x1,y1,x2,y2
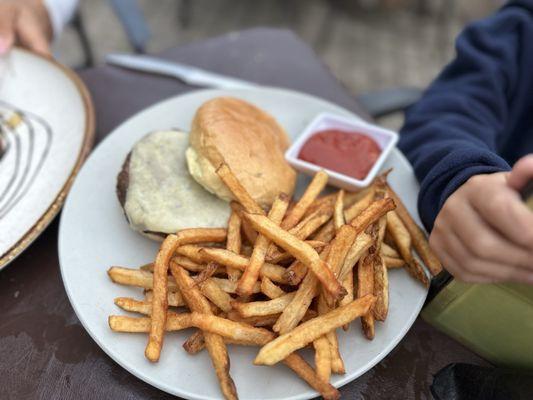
[{"x1": 43, "y1": 0, "x2": 79, "y2": 38}]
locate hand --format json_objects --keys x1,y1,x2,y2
[
  {"x1": 0, "y1": 0, "x2": 52, "y2": 56},
  {"x1": 429, "y1": 155, "x2": 533, "y2": 284}
]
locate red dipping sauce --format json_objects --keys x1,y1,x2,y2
[{"x1": 298, "y1": 129, "x2": 381, "y2": 180}]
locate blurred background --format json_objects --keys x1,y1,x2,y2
[{"x1": 55, "y1": 0, "x2": 502, "y2": 128}]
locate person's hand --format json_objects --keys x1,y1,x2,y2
[
  {"x1": 0, "y1": 0, "x2": 52, "y2": 56},
  {"x1": 429, "y1": 155, "x2": 533, "y2": 284}
]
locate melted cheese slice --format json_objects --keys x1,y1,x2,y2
[{"x1": 125, "y1": 130, "x2": 230, "y2": 234}]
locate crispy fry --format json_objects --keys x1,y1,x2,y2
[
  {"x1": 266, "y1": 202, "x2": 333, "y2": 261},
  {"x1": 183, "y1": 330, "x2": 206, "y2": 354},
  {"x1": 381, "y1": 242, "x2": 400, "y2": 258},
  {"x1": 144, "y1": 291, "x2": 184, "y2": 307},
  {"x1": 198, "y1": 278, "x2": 233, "y2": 313},
  {"x1": 210, "y1": 277, "x2": 261, "y2": 294},
  {"x1": 189, "y1": 313, "x2": 275, "y2": 345},
  {"x1": 323, "y1": 224, "x2": 358, "y2": 307},
  {"x1": 216, "y1": 163, "x2": 264, "y2": 215},
  {"x1": 283, "y1": 353, "x2": 340, "y2": 400},
  {"x1": 226, "y1": 310, "x2": 281, "y2": 327},
  {"x1": 349, "y1": 198, "x2": 396, "y2": 233},
  {"x1": 313, "y1": 336, "x2": 332, "y2": 382},
  {"x1": 226, "y1": 210, "x2": 243, "y2": 281},
  {"x1": 260, "y1": 276, "x2": 286, "y2": 299},
  {"x1": 387, "y1": 187, "x2": 442, "y2": 275},
  {"x1": 170, "y1": 264, "x2": 238, "y2": 400},
  {"x1": 386, "y1": 211, "x2": 430, "y2": 287},
  {"x1": 232, "y1": 292, "x2": 296, "y2": 317},
  {"x1": 338, "y1": 233, "x2": 373, "y2": 281},
  {"x1": 107, "y1": 266, "x2": 178, "y2": 292},
  {"x1": 200, "y1": 247, "x2": 287, "y2": 284},
  {"x1": 114, "y1": 296, "x2": 186, "y2": 315},
  {"x1": 273, "y1": 270, "x2": 318, "y2": 334},
  {"x1": 281, "y1": 170, "x2": 328, "y2": 230},
  {"x1": 357, "y1": 252, "x2": 375, "y2": 340},
  {"x1": 384, "y1": 256, "x2": 405, "y2": 268},
  {"x1": 333, "y1": 190, "x2": 345, "y2": 231},
  {"x1": 175, "y1": 245, "x2": 205, "y2": 263},
  {"x1": 255, "y1": 295, "x2": 376, "y2": 365},
  {"x1": 176, "y1": 228, "x2": 227, "y2": 244},
  {"x1": 109, "y1": 313, "x2": 192, "y2": 333},
  {"x1": 344, "y1": 187, "x2": 376, "y2": 222},
  {"x1": 267, "y1": 240, "x2": 327, "y2": 264},
  {"x1": 339, "y1": 270, "x2": 354, "y2": 330},
  {"x1": 193, "y1": 262, "x2": 219, "y2": 285},
  {"x1": 238, "y1": 194, "x2": 289, "y2": 296},
  {"x1": 373, "y1": 255, "x2": 389, "y2": 321},
  {"x1": 146, "y1": 234, "x2": 179, "y2": 362},
  {"x1": 317, "y1": 293, "x2": 345, "y2": 374},
  {"x1": 244, "y1": 213, "x2": 346, "y2": 300}
]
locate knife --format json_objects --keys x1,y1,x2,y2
[{"x1": 105, "y1": 53, "x2": 257, "y2": 90}]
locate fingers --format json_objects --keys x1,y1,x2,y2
[
  {"x1": 466, "y1": 174, "x2": 533, "y2": 249},
  {"x1": 0, "y1": 3, "x2": 17, "y2": 54},
  {"x1": 16, "y1": 8, "x2": 50, "y2": 56},
  {"x1": 431, "y1": 220, "x2": 533, "y2": 284},
  {"x1": 508, "y1": 155, "x2": 533, "y2": 191}
]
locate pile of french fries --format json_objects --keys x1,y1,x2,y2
[{"x1": 107, "y1": 165, "x2": 442, "y2": 400}]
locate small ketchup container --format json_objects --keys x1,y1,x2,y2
[{"x1": 285, "y1": 113, "x2": 398, "y2": 190}]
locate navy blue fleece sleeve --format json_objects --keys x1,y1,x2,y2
[{"x1": 398, "y1": 5, "x2": 530, "y2": 230}]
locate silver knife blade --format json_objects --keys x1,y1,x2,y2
[{"x1": 105, "y1": 53, "x2": 257, "y2": 90}]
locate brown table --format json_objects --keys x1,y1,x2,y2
[{"x1": 0, "y1": 28, "x2": 487, "y2": 400}]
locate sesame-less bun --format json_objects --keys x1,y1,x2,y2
[{"x1": 186, "y1": 97, "x2": 297, "y2": 208}]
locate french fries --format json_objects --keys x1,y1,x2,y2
[
  {"x1": 386, "y1": 211, "x2": 430, "y2": 287},
  {"x1": 281, "y1": 170, "x2": 328, "y2": 230},
  {"x1": 237, "y1": 194, "x2": 289, "y2": 296},
  {"x1": 387, "y1": 186, "x2": 442, "y2": 275},
  {"x1": 260, "y1": 276, "x2": 286, "y2": 299},
  {"x1": 145, "y1": 234, "x2": 179, "y2": 362},
  {"x1": 107, "y1": 168, "x2": 437, "y2": 400},
  {"x1": 243, "y1": 213, "x2": 347, "y2": 301},
  {"x1": 226, "y1": 211, "x2": 243, "y2": 282},
  {"x1": 254, "y1": 295, "x2": 376, "y2": 365}
]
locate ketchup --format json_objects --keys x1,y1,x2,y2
[{"x1": 298, "y1": 129, "x2": 381, "y2": 180}]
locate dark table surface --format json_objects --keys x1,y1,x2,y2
[{"x1": 0, "y1": 28, "x2": 487, "y2": 400}]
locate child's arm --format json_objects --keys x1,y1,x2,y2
[
  {"x1": 399, "y1": 3, "x2": 532, "y2": 230},
  {"x1": 399, "y1": 3, "x2": 533, "y2": 283}
]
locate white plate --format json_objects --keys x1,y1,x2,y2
[
  {"x1": 0, "y1": 48, "x2": 94, "y2": 268},
  {"x1": 59, "y1": 88, "x2": 427, "y2": 400}
]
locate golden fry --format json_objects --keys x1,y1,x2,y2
[
  {"x1": 267, "y1": 240, "x2": 326, "y2": 264},
  {"x1": 281, "y1": 170, "x2": 328, "y2": 230},
  {"x1": 238, "y1": 194, "x2": 289, "y2": 296},
  {"x1": 357, "y1": 252, "x2": 375, "y2": 340},
  {"x1": 109, "y1": 313, "x2": 192, "y2": 333},
  {"x1": 333, "y1": 190, "x2": 345, "y2": 231},
  {"x1": 216, "y1": 163, "x2": 264, "y2": 215},
  {"x1": 200, "y1": 247, "x2": 287, "y2": 284},
  {"x1": 260, "y1": 276, "x2": 286, "y2": 299},
  {"x1": 176, "y1": 228, "x2": 227, "y2": 244},
  {"x1": 107, "y1": 266, "x2": 178, "y2": 292},
  {"x1": 193, "y1": 262, "x2": 219, "y2": 285},
  {"x1": 313, "y1": 336, "x2": 332, "y2": 382},
  {"x1": 338, "y1": 233, "x2": 373, "y2": 281},
  {"x1": 232, "y1": 293, "x2": 296, "y2": 317},
  {"x1": 373, "y1": 255, "x2": 389, "y2": 321},
  {"x1": 283, "y1": 354, "x2": 340, "y2": 400},
  {"x1": 146, "y1": 234, "x2": 179, "y2": 362},
  {"x1": 317, "y1": 293, "x2": 345, "y2": 375},
  {"x1": 226, "y1": 210, "x2": 242, "y2": 281},
  {"x1": 255, "y1": 295, "x2": 376, "y2": 365},
  {"x1": 384, "y1": 256, "x2": 405, "y2": 268},
  {"x1": 144, "y1": 291, "x2": 184, "y2": 307},
  {"x1": 244, "y1": 213, "x2": 346, "y2": 301},
  {"x1": 210, "y1": 277, "x2": 261, "y2": 294},
  {"x1": 386, "y1": 211, "x2": 429, "y2": 287},
  {"x1": 349, "y1": 198, "x2": 396, "y2": 234},
  {"x1": 387, "y1": 186, "x2": 442, "y2": 275},
  {"x1": 381, "y1": 242, "x2": 400, "y2": 258},
  {"x1": 170, "y1": 264, "x2": 238, "y2": 400},
  {"x1": 339, "y1": 270, "x2": 354, "y2": 330},
  {"x1": 198, "y1": 278, "x2": 233, "y2": 313}
]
